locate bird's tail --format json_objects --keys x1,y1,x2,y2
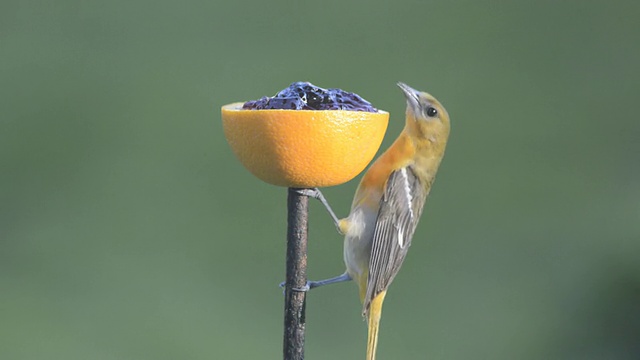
[{"x1": 366, "y1": 291, "x2": 387, "y2": 360}]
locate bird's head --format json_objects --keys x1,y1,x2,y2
[{"x1": 397, "y1": 82, "x2": 450, "y2": 146}]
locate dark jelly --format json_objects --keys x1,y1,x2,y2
[{"x1": 242, "y1": 82, "x2": 377, "y2": 112}]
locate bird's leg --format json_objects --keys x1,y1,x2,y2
[
  {"x1": 280, "y1": 273, "x2": 352, "y2": 292},
  {"x1": 308, "y1": 272, "x2": 352, "y2": 289},
  {"x1": 294, "y1": 188, "x2": 345, "y2": 234}
]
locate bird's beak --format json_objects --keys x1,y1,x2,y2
[{"x1": 397, "y1": 82, "x2": 421, "y2": 113}]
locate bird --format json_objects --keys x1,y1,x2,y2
[{"x1": 294, "y1": 82, "x2": 451, "y2": 360}]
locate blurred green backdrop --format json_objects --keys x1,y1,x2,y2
[{"x1": 2, "y1": 0, "x2": 639, "y2": 359}]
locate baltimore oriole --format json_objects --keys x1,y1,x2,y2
[{"x1": 294, "y1": 82, "x2": 450, "y2": 360}]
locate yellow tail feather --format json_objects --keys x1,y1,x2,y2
[{"x1": 366, "y1": 291, "x2": 387, "y2": 360}]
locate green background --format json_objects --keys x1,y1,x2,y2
[{"x1": 2, "y1": 1, "x2": 639, "y2": 359}]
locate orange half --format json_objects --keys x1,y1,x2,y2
[{"x1": 221, "y1": 103, "x2": 389, "y2": 188}]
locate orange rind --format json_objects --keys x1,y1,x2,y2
[{"x1": 221, "y1": 103, "x2": 389, "y2": 188}]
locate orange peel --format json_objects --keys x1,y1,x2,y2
[{"x1": 221, "y1": 103, "x2": 389, "y2": 188}]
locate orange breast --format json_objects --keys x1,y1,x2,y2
[{"x1": 360, "y1": 133, "x2": 416, "y2": 191}]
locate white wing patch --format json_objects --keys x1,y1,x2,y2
[
  {"x1": 397, "y1": 226, "x2": 405, "y2": 248},
  {"x1": 400, "y1": 168, "x2": 415, "y2": 221}
]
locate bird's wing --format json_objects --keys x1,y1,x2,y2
[{"x1": 363, "y1": 166, "x2": 428, "y2": 317}]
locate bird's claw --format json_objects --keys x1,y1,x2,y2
[
  {"x1": 293, "y1": 188, "x2": 321, "y2": 199},
  {"x1": 279, "y1": 281, "x2": 311, "y2": 294}
]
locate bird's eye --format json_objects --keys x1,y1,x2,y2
[{"x1": 425, "y1": 106, "x2": 438, "y2": 117}]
